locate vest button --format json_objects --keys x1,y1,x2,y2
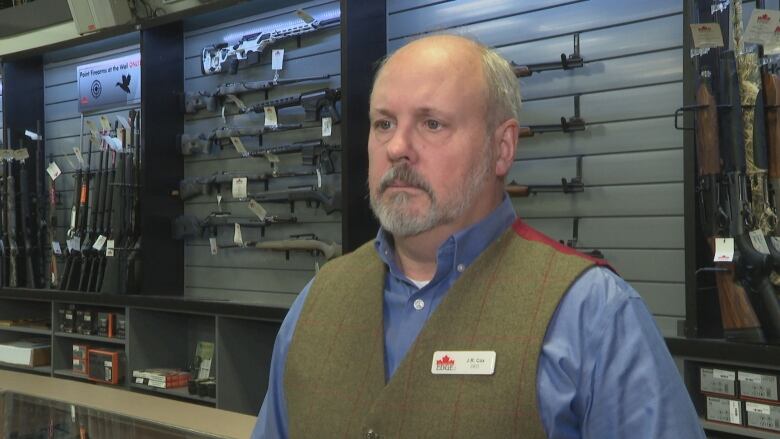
[{"x1": 365, "y1": 429, "x2": 379, "y2": 439}]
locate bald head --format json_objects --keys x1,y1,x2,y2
[{"x1": 372, "y1": 34, "x2": 522, "y2": 132}]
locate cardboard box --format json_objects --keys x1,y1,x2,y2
[
  {"x1": 706, "y1": 396, "x2": 742, "y2": 425},
  {"x1": 701, "y1": 367, "x2": 737, "y2": 396},
  {"x1": 739, "y1": 371, "x2": 779, "y2": 402},
  {"x1": 0, "y1": 339, "x2": 51, "y2": 367},
  {"x1": 746, "y1": 401, "x2": 780, "y2": 431}
]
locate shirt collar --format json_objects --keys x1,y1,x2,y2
[{"x1": 373, "y1": 194, "x2": 517, "y2": 281}]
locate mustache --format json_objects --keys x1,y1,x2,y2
[{"x1": 378, "y1": 164, "x2": 433, "y2": 196}]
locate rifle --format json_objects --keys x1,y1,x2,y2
[
  {"x1": 179, "y1": 123, "x2": 302, "y2": 156},
  {"x1": 184, "y1": 75, "x2": 331, "y2": 114},
  {"x1": 172, "y1": 213, "x2": 297, "y2": 240},
  {"x1": 17, "y1": 142, "x2": 36, "y2": 288},
  {"x1": 512, "y1": 33, "x2": 583, "y2": 77},
  {"x1": 243, "y1": 88, "x2": 341, "y2": 123},
  {"x1": 506, "y1": 179, "x2": 583, "y2": 197},
  {"x1": 247, "y1": 186, "x2": 341, "y2": 214},
  {"x1": 125, "y1": 109, "x2": 142, "y2": 294},
  {"x1": 173, "y1": 170, "x2": 316, "y2": 201},
  {"x1": 59, "y1": 143, "x2": 86, "y2": 290},
  {"x1": 219, "y1": 236, "x2": 342, "y2": 260},
  {"x1": 0, "y1": 133, "x2": 6, "y2": 287},
  {"x1": 29, "y1": 123, "x2": 46, "y2": 288},
  {"x1": 6, "y1": 142, "x2": 17, "y2": 288},
  {"x1": 47, "y1": 154, "x2": 58, "y2": 288},
  {"x1": 248, "y1": 140, "x2": 339, "y2": 172},
  {"x1": 201, "y1": 9, "x2": 341, "y2": 75},
  {"x1": 78, "y1": 142, "x2": 105, "y2": 292},
  {"x1": 519, "y1": 96, "x2": 584, "y2": 138}
]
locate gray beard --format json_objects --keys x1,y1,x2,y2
[{"x1": 369, "y1": 151, "x2": 492, "y2": 238}]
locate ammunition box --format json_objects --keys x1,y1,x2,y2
[
  {"x1": 706, "y1": 396, "x2": 743, "y2": 425},
  {"x1": 700, "y1": 367, "x2": 737, "y2": 397},
  {"x1": 87, "y1": 348, "x2": 123, "y2": 385},
  {"x1": 739, "y1": 371, "x2": 779, "y2": 402}
]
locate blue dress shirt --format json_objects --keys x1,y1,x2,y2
[{"x1": 251, "y1": 196, "x2": 705, "y2": 438}]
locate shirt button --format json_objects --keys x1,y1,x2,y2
[
  {"x1": 365, "y1": 429, "x2": 379, "y2": 439},
  {"x1": 456, "y1": 263, "x2": 465, "y2": 273},
  {"x1": 383, "y1": 249, "x2": 389, "y2": 256},
  {"x1": 413, "y1": 299, "x2": 425, "y2": 310}
]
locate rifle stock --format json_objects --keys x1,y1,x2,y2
[{"x1": 247, "y1": 239, "x2": 342, "y2": 260}]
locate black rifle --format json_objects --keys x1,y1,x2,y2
[
  {"x1": 17, "y1": 142, "x2": 36, "y2": 288},
  {"x1": 512, "y1": 33, "x2": 583, "y2": 77},
  {"x1": 59, "y1": 147, "x2": 85, "y2": 290},
  {"x1": 172, "y1": 212, "x2": 297, "y2": 240},
  {"x1": 244, "y1": 88, "x2": 341, "y2": 123},
  {"x1": 125, "y1": 109, "x2": 142, "y2": 294},
  {"x1": 100, "y1": 137, "x2": 125, "y2": 294},
  {"x1": 78, "y1": 143, "x2": 105, "y2": 292},
  {"x1": 184, "y1": 75, "x2": 331, "y2": 114},
  {"x1": 31, "y1": 122, "x2": 46, "y2": 288},
  {"x1": 248, "y1": 140, "x2": 339, "y2": 172},
  {"x1": 519, "y1": 96, "x2": 585, "y2": 138},
  {"x1": 247, "y1": 186, "x2": 341, "y2": 214},
  {"x1": 6, "y1": 140, "x2": 17, "y2": 288},
  {"x1": 179, "y1": 123, "x2": 302, "y2": 156},
  {"x1": 65, "y1": 138, "x2": 93, "y2": 290},
  {"x1": 173, "y1": 170, "x2": 316, "y2": 201},
  {"x1": 47, "y1": 154, "x2": 58, "y2": 288}
]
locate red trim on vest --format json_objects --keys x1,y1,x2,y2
[{"x1": 511, "y1": 219, "x2": 614, "y2": 270}]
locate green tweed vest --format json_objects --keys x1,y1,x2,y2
[{"x1": 285, "y1": 220, "x2": 598, "y2": 438}]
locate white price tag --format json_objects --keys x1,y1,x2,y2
[
  {"x1": 714, "y1": 238, "x2": 734, "y2": 262},
  {"x1": 216, "y1": 194, "x2": 223, "y2": 211},
  {"x1": 322, "y1": 116, "x2": 332, "y2": 137},
  {"x1": 102, "y1": 135, "x2": 122, "y2": 152},
  {"x1": 740, "y1": 371, "x2": 763, "y2": 384},
  {"x1": 66, "y1": 238, "x2": 75, "y2": 252},
  {"x1": 99, "y1": 115, "x2": 112, "y2": 131},
  {"x1": 272, "y1": 49, "x2": 285, "y2": 70},
  {"x1": 84, "y1": 120, "x2": 100, "y2": 143},
  {"x1": 233, "y1": 223, "x2": 243, "y2": 246},
  {"x1": 248, "y1": 199, "x2": 267, "y2": 220},
  {"x1": 116, "y1": 115, "x2": 130, "y2": 130},
  {"x1": 24, "y1": 130, "x2": 41, "y2": 141},
  {"x1": 0, "y1": 150, "x2": 11, "y2": 161},
  {"x1": 232, "y1": 177, "x2": 248, "y2": 199},
  {"x1": 73, "y1": 236, "x2": 81, "y2": 251},
  {"x1": 730, "y1": 400, "x2": 742, "y2": 424},
  {"x1": 52, "y1": 241, "x2": 62, "y2": 255},
  {"x1": 314, "y1": 260, "x2": 320, "y2": 273},
  {"x1": 316, "y1": 168, "x2": 322, "y2": 188},
  {"x1": 209, "y1": 237, "x2": 218, "y2": 255},
  {"x1": 70, "y1": 206, "x2": 77, "y2": 229},
  {"x1": 13, "y1": 149, "x2": 29, "y2": 161},
  {"x1": 73, "y1": 147, "x2": 85, "y2": 167},
  {"x1": 745, "y1": 9, "x2": 780, "y2": 45},
  {"x1": 198, "y1": 358, "x2": 212, "y2": 380},
  {"x1": 689, "y1": 23, "x2": 725, "y2": 49},
  {"x1": 93, "y1": 235, "x2": 107, "y2": 251},
  {"x1": 746, "y1": 402, "x2": 772, "y2": 415},
  {"x1": 46, "y1": 162, "x2": 62, "y2": 181},
  {"x1": 749, "y1": 230, "x2": 771, "y2": 255},
  {"x1": 714, "y1": 369, "x2": 736, "y2": 380},
  {"x1": 106, "y1": 239, "x2": 115, "y2": 257},
  {"x1": 230, "y1": 136, "x2": 248, "y2": 155},
  {"x1": 264, "y1": 106, "x2": 278, "y2": 127}
]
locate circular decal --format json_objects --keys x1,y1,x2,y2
[{"x1": 91, "y1": 80, "x2": 102, "y2": 99}]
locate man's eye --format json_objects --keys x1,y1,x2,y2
[
  {"x1": 425, "y1": 120, "x2": 442, "y2": 130},
  {"x1": 374, "y1": 120, "x2": 393, "y2": 130}
]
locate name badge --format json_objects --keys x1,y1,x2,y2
[{"x1": 431, "y1": 351, "x2": 496, "y2": 375}]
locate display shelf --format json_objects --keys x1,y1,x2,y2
[
  {"x1": 666, "y1": 337, "x2": 780, "y2": 368},
  {"x1": 702, "y1": 418, "x2": 780, "y2": 439},
  {"x1": 0, "y1": 362, "x2": 51, "y2": 375},
  {"x1": 52, "y1": 368, "x2": 89, "y2": 381},
  {"x1": 0, "y1": 326, "x2": 51, "y2": 336},
  {"x1": 54, "y1": 332, "x2": 126, "y2": 345},
  {"x1": 129, "y1": 383, "x2": 217, "y2": 406}
]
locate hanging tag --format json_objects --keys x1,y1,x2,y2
[
  {"x1": 116, "y1": 115, "x2": 130, "y2": 130},
  {"x1": 221, "y1": 105, "x2": 227, "y2": 125},
  {"x1": 0, "y1": 150, "x2": 10, "y2": 161},
  {"x1": 73, "y1": 147, "x2": 85, "y2": 167},
  {"x1": 216, "y1": 194, "x2": 223, "y2": 211},
  {"x1": 66, "y1": 238, "x2": 75, "y2": 252},
  {"x1": 711, "y1": 0, "x2": 729, "y2": 14},
  {"x1": 70, "y1": 206, "x2": 77, "y2": 229},
  {"x1": 248, "y1": 199, "x2": 267, "y2": 220},
  {"x1": 46, "y1": 162, "x2": 62, "y2": 181},
  {"x1": 689, "y1": 23, "x2": 724, "y2": 49},
  {"x1": 296, "y1": 9, "x2": 315, "y2": 23},
  {"x1": 24, "y1": 130, "x2": 41, "y2": 141},
  {"x1": 264, "y1": 106, "x2": 279, "y2": 127},
  {"x1": 272, "y1": 49, "x2": 285, "y2": 70},
  {"x1": 233, "y1": 223, "x2": 243, "y2": 246},
  {"x1": 209, "y1": 237, "x2": 218, "y2": 255},
  {"x1": 73, "y1": 236, "x2": 81, "y2": 251},
  {"x1": 744, "y1": 9, "x2": 780, "y2": 45},
  {"x1": 232, "y1": 177, "x2": 248, "y2": 199},
  {"x1": 92, "y1": 235, "x2": 107, "y2": 251},
  {"x1": 225, "y1": 94, "x2": 247, "y2": 112},
  {"x1": 52, "y1": 241, "x2": 62, "y2": 255},
  {"x1": 109, "y1": 136, "x2": 123, "y2": 151},
  {"x1": 106, "y1": 240, "x2": 115, "y2": 257},
  {"x1": 84, "y1": 120, "x2": 100, "y2": 143},
  {"x1": 316, "y1": 168, "x2": 322, "y2": 188},
  {"x1": 12, "y1": 149, "x2": 29, "y2": 161},
  {"x1": 230, "y1": 137, "x2": 248, "y2": 155},
  {"x1": 714, "y1": 237, "x2": 734, "y2": 262},
  {"x1": 322, "y1": 117, "x2": 332, "y2": 137},
  {"x1": 99, "y1": 115, "x2": 112, "y2": 131},
  {"x1": 749, "y1": 230, "x2": 771, "y2": 255}
]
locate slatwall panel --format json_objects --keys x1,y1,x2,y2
[
  {"x1": 182, "y1": 0, "x2": 341, "y2": 305},
  {"x1": 387, "y1": 0, "x2": 685, "y2": 336},
  {"x1": 43, "y1": 40, "x2": 142, "y2": 285},
  {"x1": 0, "y1": 78, "x2": 3, "y2": 144}
]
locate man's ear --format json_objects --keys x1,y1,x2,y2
[{"x1": 493, "y1": 119, "x2": 519, "y2": 177}]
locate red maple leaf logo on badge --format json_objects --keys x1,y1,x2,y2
[
  {"x1": 775, "y1": 26, "x2": 780, "y2": 33},
  {"x1": 437, "y1": 355, "x2": 455, "y2": 366},
  {"x1": 759, "y1": 14, "x2": 771, "y2": 22},
  {"x1": 699, "y1": 25, "x2": 711, "y2": 31}
]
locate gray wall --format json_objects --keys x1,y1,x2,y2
[
  {"x1": 387, "y1": 0, "x2": 685, "y2": 336},
  {"x1": 181, "y1": 0, "x2": 341, "y2": 306}
]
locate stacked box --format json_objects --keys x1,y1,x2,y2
[
  {"x1": 133, "y1": 368, "x2": 191, "y2": 389},
  {"x1": 701, "y1": 368, "x2": 737, "y2": 397},
  {"x1": 78, "y1": 310, "x2": 96, "y2": 335},
  {"x1": 87, "y1": 348, "x2": 123, "y2": 385},
  {"x1": 72, "y1": 344, "x2": 89, "y2": 374},
  {"x1": 706, "y1": 396, "x2": 742, "y2": 425},
  {"x1": 97, "y1": 312, "x2": 115, "y2": 337},
  {"x1": 746, "y1": 401, "x2": 780, "y2": 432},
  {"x1": 738, "y1": 371, "x2": 779, "y2": 402},
  {"x1": 62, "y1": 307, "x2": 75, "y2": 333},
  {"x1": 116, "y1": 314, "x2": 126, "y2": 339}
]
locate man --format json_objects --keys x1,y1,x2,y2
[{"x1": 252, "y1": 35, "x2": 704, "y2": 438}]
